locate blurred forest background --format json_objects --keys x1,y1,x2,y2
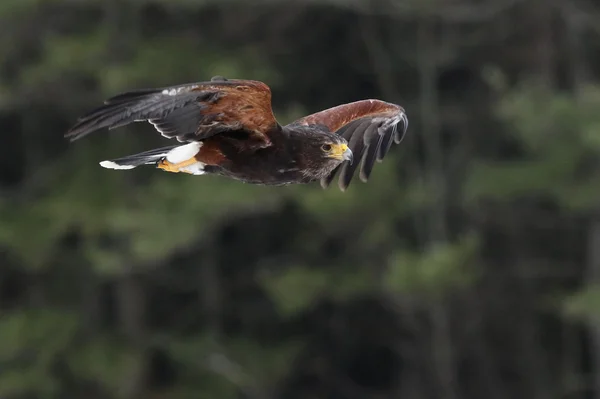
[{"x1": 2, "y1": 0, "x2": 600, "y2": 398}]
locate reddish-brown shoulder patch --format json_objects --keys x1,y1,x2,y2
[
  {"x1": 192, "y1": 80, "x2": 279, "y2": 145},
  {"x1": 195, "y1": 140, "x2": 226, "y2": 165}
]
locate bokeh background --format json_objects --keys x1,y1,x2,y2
[{"x1": 2, "y1": 0, "x2": 600, "y2": 398}]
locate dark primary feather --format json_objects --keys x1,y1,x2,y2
[
  {"x1": 65, "y1": 85, "x2": 215, "y2": 142},
  {"x1": 334, "y1": 113, "x2": 407, "y2": 190}
]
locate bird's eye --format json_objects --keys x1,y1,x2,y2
[{"x1": 321, "y1": 144, "x2": 332, "y2": 152}]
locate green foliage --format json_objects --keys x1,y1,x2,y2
[
  {"x1": 261, "y1": 263, "x2": 378, "y2": 316},
  {"x1": 0, "y1": 309, "x2": 79, "y2": 397},
  {"x1": 67, "y1": 338, "x2": 142, "y2": 397},
  {"x1": 466, "y1": 81, "x2": 600, "y2": 210},
  {"x1": 563, "y1": 284, "x2": 600, "y2": 321},
  {"x1": 384, "y1": 234, "x2": 480, "y2": 299},
  {"x1": 0, "y1": 0, "x2": 44, "y2": 18},
  {"x1": 164, "y1": 335, "x2": 303, "y2": 398},
  {"x1": 261, "y1": 265, "x2": 330, "y2": 316}
]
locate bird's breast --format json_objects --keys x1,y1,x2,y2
[{"x1": 207, "y1": 142, "x2": 308, "y2": 185}]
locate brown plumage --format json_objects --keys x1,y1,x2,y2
[{"x1": 66, "y1": 76, "x2": 408, "y2": 191}]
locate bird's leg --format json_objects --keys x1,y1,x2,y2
[{"x1": 157, "y1": 157, "x2": 198, "y2": 174}]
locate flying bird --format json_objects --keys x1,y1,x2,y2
[{"x1": 66, "y1": 76, "x2": 408, "y2": 191}]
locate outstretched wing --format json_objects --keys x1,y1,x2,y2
[
  {"x1": 65, "y1": 76, "x2": 280, "y2": 148},
  {"x1": 290, "y1": 99, "x2": 408, "y2": 191}
]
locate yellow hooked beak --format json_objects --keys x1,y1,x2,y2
[{"x1": 329, "y1": 143, "x2": 354, "y2": 164}]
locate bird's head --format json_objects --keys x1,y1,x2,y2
[{"x1": 296, "y1": 131, "x2": 353, "y2": 180}]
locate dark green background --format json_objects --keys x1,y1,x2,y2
[{"x1": 1, "y1": 0, "x2": 600, "y2": 398}]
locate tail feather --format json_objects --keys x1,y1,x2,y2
[
  {"x1": 99, "y1": 145, "x2": 178, "y2": 170},
  {"x1": 99, "y1": 142, "x2": 204, "y2": 175}
]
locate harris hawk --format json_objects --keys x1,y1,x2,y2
[{"x1": 66, "y1": 76, "x2": 408, "y2": 191}]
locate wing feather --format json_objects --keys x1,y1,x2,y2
[
  {"x1": 290, "y1": 99, "x2": 408, "y2": 191},
  {"x1": 337, "y1": 120, "x2": 372, "y2": 190},
  {"x1": 65, "y1": 78, "x2": 280, "y2": 148}
]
